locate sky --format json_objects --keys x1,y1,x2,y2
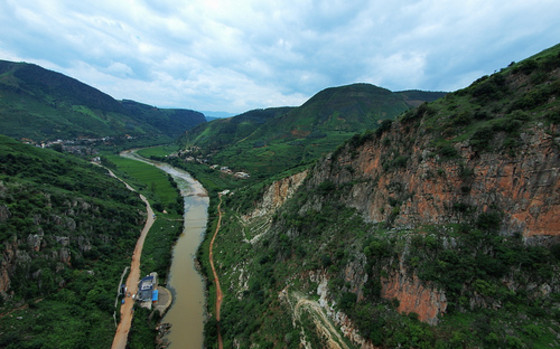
[{"x1": 1, "y1": 1, "x2": 559, "y2": 115}]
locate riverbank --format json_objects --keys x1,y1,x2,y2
[
  {"x1": 110, "y1": 179, "x2": 155, "y2": 349},
  {"x1": 118, "y1": 149, "x2": 209, "y2": 348}
]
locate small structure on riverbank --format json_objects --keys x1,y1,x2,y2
[
  {"x1": 138, "y1": 272, "x2": 158, "y2": 303},
  {"x1": 135, "y1": 272, "x2": 172, "y2": 314}
]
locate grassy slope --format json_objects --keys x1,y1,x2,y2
[
  {"x1": 181, "y1": 84, "x2": 445, "y2": 179},
  {"x1": 0, "y1": 60, "x2": 205, "y2": 143}
]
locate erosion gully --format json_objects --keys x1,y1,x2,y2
[{"x1": 121, "y1": 150, "x2": 208, "y2": 349}]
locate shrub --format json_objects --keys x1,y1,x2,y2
[
  {"x1": 470, "y1": 126, "x2": 494, "y2": 151},
  {"x1": 513, "y1": 59, "x2": 538, "y2": 75},
  {"x1": 476, "y1": 211, "x2": 502, "y2": 232},
  {"x1": 391, "y1": 155, "x2": 409, "y2": 168},
  {"x1": 375, "y1": 119, "x2": 393, "y2": 137},
  {"x1": 437, "y1": 144, "x2": 458, "y2": 159},
  {"x1": 317, "y1": 181, "x2": 336, "y2": 194},
  {"x1": 339, "y1": 292, "x2": 357, "y2": 311}
]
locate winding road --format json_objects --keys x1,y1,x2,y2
[
  {"x1": 106, "y1": 170, "x2": 155, "y2": 349},
  {"x1": 209, "y1": 194, "x2": 224, "y2": 349}
]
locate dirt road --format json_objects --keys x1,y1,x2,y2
[
  {"x1": 209, "y1": 194, "x2": 224, "y2": 349},
  {"x1": 110, "y1": 182, "x2": 155, "y2": 349}
]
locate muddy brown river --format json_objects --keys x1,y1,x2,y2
[{"x1": 121, "y1": 151, "x2": 208, "y2": 349}]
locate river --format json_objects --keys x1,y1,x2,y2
[{"x1": 121, "y1": 150, "x2": 208, "y2": 349}]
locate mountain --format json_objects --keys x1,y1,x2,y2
[
  {"x1": 180, "y1": 83, "x2": 445, "y2": 178},
  {"x1": 119, "y1": 99, "x2": 206, "y2": 138},
  {"x1": 0, "y1": 60, "x2": 205, "y2": 143},
  {"x1": 198, "y1": 44, "x2": 560, "y2": 347},
  {"x1": 184, "y1": 106, "x2": 295, "y2": 151},
  {"x1": 0, "y1": 134, "x2": 144, "y2": 347}
]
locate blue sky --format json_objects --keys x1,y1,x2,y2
[{"x1": 1, "y1": 0, "x2": 559, "y2": 114}]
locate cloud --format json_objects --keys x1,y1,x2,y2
[{"x1": 1, "y1": 0, "x2": 560, "y2": 113}]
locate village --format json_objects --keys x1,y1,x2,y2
[
  {"x1": 172, "y1": 146, "x2": 251, "y2": 179},
  {"x1": 21, "y1": 134, "x2": 136, "y2": 156}
]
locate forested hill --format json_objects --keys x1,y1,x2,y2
[
  {"x1": 180, "y1": 83, "x2": 445, "y2": 178},
  {"x1": 0, "y1": 60, "x2": 205, "y2": 142},
  {"x1": 0, "y1": 134, "x2": 144, "y2": 347},
  {"x1": 199, "y1": 43, "x2": 560, "y2": 348}
]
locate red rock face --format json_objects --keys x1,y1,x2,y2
[
  {"x1": 314, "y1": 123, "x2": 560, "y2": 237},
  {"x1": 381, "y1": 272, "x2": 447, "y2": 325},
  {"x1": 308, "y1": 122, "x2": 559, "y2": 324}
]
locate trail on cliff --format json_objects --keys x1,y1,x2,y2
[
  {"x1": 209, "y1": 194, "x2": 224, "y2": 349},
  {"x1": 283, "y1": 291, "x2": 350, "y2": 349}
]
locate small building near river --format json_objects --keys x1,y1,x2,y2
[{"x1": 137, "y1": 272, "x2": 158, "y2": 302}]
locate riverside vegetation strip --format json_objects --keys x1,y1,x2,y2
[
  {"x1": 100, "y1": 152, "x2": 185, "y2": 347},
  {"x1": 117, "y1": 148, "x2": 210, "y2": 348}
]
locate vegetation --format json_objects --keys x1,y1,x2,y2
[
  {"x1": 0, "y1": 134, "x2": 144, "y2": 348},
  {"x1": 180, "y1": 84, "x2": 445, "y2": 178},
  {"x1": 0, "y1": 60, "x2": 205, "y2": 144},
  {"x1": 2, "y1": 38, "x2": 560, "y2": 348},
  {"x1": 193, "y1": 43, "x2": 560, "y2": 348},
  {"x1": 101, "y1": 153, "x2": 183, "y2": 214},
  {"x1": 399, "y1": 43, "x2": 560, "y2": 156},
  {"x1": 101, "y1": 150, "x2": 185, "y2": 347},
  {"x1": 136, "y1": 144, "x2": 180, "y2": 158}
]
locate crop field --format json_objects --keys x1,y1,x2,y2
[
  {"x1": 136, "y1": 144, "x2": 180, "y2": 158},
  {"x1": 103, "y1": 153, "x2": 182, "y2": 214}
]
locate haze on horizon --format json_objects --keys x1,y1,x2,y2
[{"x1": 1, "y1": 0, "x2": 559, "y2": 115}]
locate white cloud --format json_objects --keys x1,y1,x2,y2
[{"x1": 1, "y1": 0, "x2": 559, "y2": 113}]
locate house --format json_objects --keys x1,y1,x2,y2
[
  {"x1": 234, "y1": 172, "x2": 250, "y2": 179},
  {"x1": 137, "y1": 272, "x2": 158, "y2": 302}
]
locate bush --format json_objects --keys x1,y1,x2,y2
[
  {"x1": 339, "y1": 292, "x2": 357, "y2": 311},
  {"x1": 317, "y1": 181, "x2": 336, "y2": 194},
  {"x1": 513, "y1": 59, "x2": 538, "y2": 75},
  {"x1": 437, "y1": 144, "x2": 458, "y2": 159},
  {"x1": 476, "y1": 212, "x2": 502, "y2": 232}
]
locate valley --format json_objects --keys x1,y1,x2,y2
[{"x1": 1, "y1": 42, "x2": 559, "y2": 349}]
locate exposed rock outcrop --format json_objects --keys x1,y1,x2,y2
[
  {"x1": 0, "y1": 204, "x2": 11, "y2": 222},
  {"x1": 244, "y1": 170, "x2": 308, "y2": 220},
  {"x1": 312, "y1": 124, "x2": 560, "y2": 237},
  {"x1": 380, "y1": 272, "x2": 447, "y2": 325},
  {"x1": 0, "y1": 238, "x2": 17, "y2": 295}
]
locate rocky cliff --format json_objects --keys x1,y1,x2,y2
[
  {"x1": 204, "y1": 45, "x2": 560, "y2": 348},
  {"x1": 243, "y1": 170, "x2": 308, "y2": 221},
  {"x1": 312, "y1": 122, "x2": 559, "y2": 238}
]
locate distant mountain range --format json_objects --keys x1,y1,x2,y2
[
  {"x1": 181, "y1": 83, "x2": 445, "y2": 177},
  {"x1": 0, "y1": 60, "x2": 206, "y2": 143}
]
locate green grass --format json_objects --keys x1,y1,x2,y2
[
  {"x1": 139, "y1": 215, "x2": 182, "y2": 281},
  {"x1": 136, "y1": 144, "x2": 180, "y2": 158},
  {"x1": 102, "y1": 153, "x2": 181, "y2": 214}
]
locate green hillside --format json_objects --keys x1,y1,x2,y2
[
  {"x1": 0, "y1": 134, "x2": 144, "y2": 347},
  {"x1": 183, "y1": 106, "x2": 294, "y2": 150},
  {"x1": 180, "y1": 83, "x2": 445, "y2": 178},
  {"x1": 196, "y1": 44, "x2": 560, "y2": 348},
  {"x1": 0, "y1": 60, "x2": 205, "y2": 143},
  {"x1": 398, "y1": 44, "x2": 560, "y2": 153}
]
